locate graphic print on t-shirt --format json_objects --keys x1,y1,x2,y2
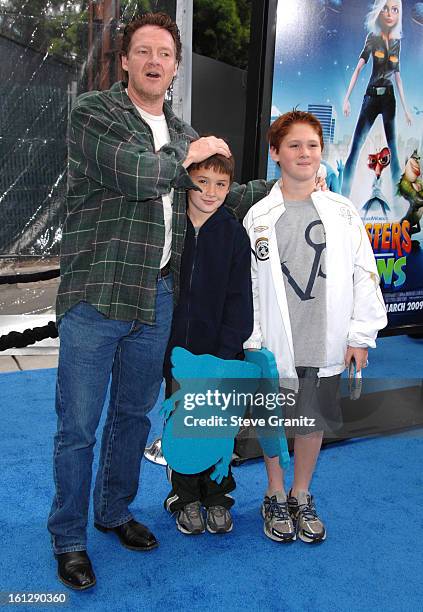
[
  {"x1": 281, "y1": 219, "x2": 326, "y2": 301},
  {"x1": 275, "y1": 199, "x2": 327, "y2": 367}
]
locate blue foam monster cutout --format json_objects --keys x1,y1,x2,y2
[
  {"x1": 244, "y1": 350, "x2": 290, "y2": 470},
  {"x1": 161, "y1": 347, "x2": 289, "y2": 483}
]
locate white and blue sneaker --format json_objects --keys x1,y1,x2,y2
[
  {"x1": 261, "y1": 491, "x2": 296, "y2": 543},
  {"x1": 287, "y1": 490, "x2": 326, "y2": 544}
]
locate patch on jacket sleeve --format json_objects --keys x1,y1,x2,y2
[{"x1": 255, "y1": 237, "x2": 269, "y2": 261}]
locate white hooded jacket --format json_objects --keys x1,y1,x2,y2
[{"x1": 243, "y1": 181, "x2": 387, "y2": 386}]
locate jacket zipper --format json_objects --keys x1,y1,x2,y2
[{"x1": 185, "y1": 230, "x2": 199, "y2": 346}]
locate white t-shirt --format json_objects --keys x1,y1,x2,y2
[{"x1": 132, "y1": 102, "x2": 173, "y2": 269}]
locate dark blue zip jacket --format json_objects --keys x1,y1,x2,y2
[{"x1": 167, "y1": 205, "x2": 253, "y2": 361}]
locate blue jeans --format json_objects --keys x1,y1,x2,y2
[
  {"x1": 342, "y1": 90, "x2": 400, "y2": 197},
  {"x1": 47, "y1": 275, "x2": 173, "y2": 554}
]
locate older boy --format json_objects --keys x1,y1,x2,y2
[{"x1": 243, "y1": 110, "x2": 387, "y2": 544}]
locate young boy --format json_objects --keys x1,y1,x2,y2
[
  {"x1": 163, "y1": 152, "x2": 253, "y2": 535},
  {"x1": 243, "y1": 110, "x2": 387, "y2": 544}
]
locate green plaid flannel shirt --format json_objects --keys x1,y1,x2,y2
[{"x1": 57, "y1": 80, "x2": 273, "y2": 323}]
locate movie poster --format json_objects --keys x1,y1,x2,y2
[{"x1": 267, "y1": 0, "x2": 423, "y2": 329}]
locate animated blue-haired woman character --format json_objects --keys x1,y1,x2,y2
[{"x1": 342, "y1": 0, "x2": 411, "y2": 197}]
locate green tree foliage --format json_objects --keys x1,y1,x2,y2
[
  {"x1": 0, "y1": 0, "x2": 176, "y2": 63},
  {"x1": 0, "y1": 0, "x2": 89, "y2": 60},
  {"x1": 0, "y1": 0, "x2": 251, "y2": 68},
  {"x1": 193, "y1": 0, "x2": 251, "y2": 69}
]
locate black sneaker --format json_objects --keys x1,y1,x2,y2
[
  {"x1": 176, "y1": 501, "x2": 205, "y2": 535},
  {"x1": 287, "y1": 490, "x2": 326, "y2": 544},
  {"x1": 206, "y1": 506, "x2": 233, "y2": 534},
  {"x1": 261, "y1": 491, "x2": 296, "y2": 543}
]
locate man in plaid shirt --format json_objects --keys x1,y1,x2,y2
[{"x1": 47, "y1": 12, "x2": 241, "y2": 591}]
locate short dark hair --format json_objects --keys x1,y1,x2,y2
[
  {"x1": 121, "y1": 12, "x2": 182, "y2": 63},
  {"x1": 268, "y1": 110, "x2": 324, "y2": 151},
  {"x1": 188, "y1": 154, "x2": 235, "y2": 184}
]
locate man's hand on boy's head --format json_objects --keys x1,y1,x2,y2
[
  {"x1": 183, "y1": 136, "x2": 231, "y2": 168},
  {"x1": 314, "y1": 175, "x2": 328, "y2": 191}
]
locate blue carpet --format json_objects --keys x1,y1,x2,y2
[{"x1": 1, "y1": 335, "x2": 422, "y2": 611}]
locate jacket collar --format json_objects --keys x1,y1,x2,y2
[
  {"x1": 187, "y1": 205, "x2": 234, "y2": 234},
  {"x1": 106, "y1": 81, "x2": 186, "y2": 134},
  {"x1": 256, "y1": 180, "x2": 333, "y2": 228},
  {"x1": 267, "y1": 179, "x2": 324, "y2": 206},
  {"x1": 264, "y1": 180, "x2": 329, "y2": 209},
  {"x1": 257, "y1": 180, "x2": 285, "y2": 225}
]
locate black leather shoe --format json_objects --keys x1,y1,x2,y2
[
  {"x1": 56, "y1": 551, "x2": 96, "y2": 591},
  {"x1": 94, "y1": 519, "x2": 158, "y2": 551}
]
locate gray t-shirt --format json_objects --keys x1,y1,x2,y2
[{"x1": 275, "y1": 199, "x2": 327, "y2": 367}]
